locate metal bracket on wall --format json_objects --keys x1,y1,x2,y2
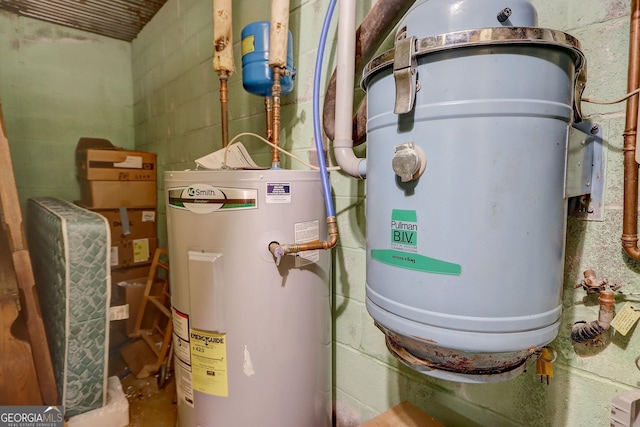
[{"x1": 565, "y1": 120, "x2": 605, "y2": 221}]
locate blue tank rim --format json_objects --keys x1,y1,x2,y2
[{"x1": 361, "y1": 27, "x2": 584, "y2": 90}]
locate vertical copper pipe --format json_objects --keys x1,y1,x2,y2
[
  {"x1": 265, "y1": 96, "x2": 274, "y2": 143},
  {"x1": 271, "y1": 67, "x2": 282, "y2": 167},
  {"x1": 219, "y1": 72, "x2": 229, "y2": 148},
  {"x1": 622, "y1": 0, "x2": 640, "y2": 260}
]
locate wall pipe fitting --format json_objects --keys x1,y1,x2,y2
[
  {"x1": 622, "y1": 0, "x2": 640, "y2": 261},
  {"x1": 323, "y1": 0, "x2": 415, "y2": 147},
  {"x1": 213, "y1": 0, "x2": 234, "y2": 148},
  {"x1": 219, "y1": 73, "x2": 230, "y2": 148},
  {"x1": 270, "y1": 67, "x2": 283, "y2": 167},
  {"x1": 265, "y1": 96, "x2": 274, "y2": 143},
  {"x1": 333, "y1": 0, "x2": 367, "y2": 178},
  {"x1": 574, "y1": 269, "x2": 621, "y2": 294},
  {"x1": 571, "y1": 290, "x2": 616, "y2": 344},
  {"x1": 268, "y1": 218, "x2": 338, "y2": 265}
]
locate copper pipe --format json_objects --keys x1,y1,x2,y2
[
  {"x1": 572, "y1": 269, "x2": 621, "y2": 294},
  {"x1": 268, "y1": 217, "x2": 338, "y2": 262},
  {"x1": 622, "y1": 0, "x2": 640, "y2": 261},
  {"x1": 571, "y1": 290, "x2": 616, "y2": 343},
  {"x1": 219, "y1": 72, "x2": 229, "y2": 148},
  {"x1": 265, "y1": 96, "x2": 274, "y2": 143},
  {"x1": 271, "y1": 67, "x2": 282, "y2": 166}
]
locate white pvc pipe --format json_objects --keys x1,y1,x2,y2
[
  {"x1": 269, "y1": 0, "x2": 290, "y2": 67},
  {"x1": 212, "y1": 0, "x2": 235, "y2": 74},
  {"x1": 334, "y1": 0, "x2": 366, "y2": 178}
]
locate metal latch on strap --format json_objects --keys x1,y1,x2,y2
[{"x1": 393, "y1": 36, "x2": 417, "y2": 114}]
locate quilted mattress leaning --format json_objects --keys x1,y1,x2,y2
[{"x1": 26, "y1": 197, "x2": 111, "y2": 416}]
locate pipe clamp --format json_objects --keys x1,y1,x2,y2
[{"x1": 392, "y1": 36, "x2": 417, "y2": 114}]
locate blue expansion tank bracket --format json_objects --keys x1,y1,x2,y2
[{"x1": 566, "y1": 120, "x2": 605, "y2": 221}]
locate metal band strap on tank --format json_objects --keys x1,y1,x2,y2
[{"x1": 361, "y1": 27, "x2": 587, "y2": 122}]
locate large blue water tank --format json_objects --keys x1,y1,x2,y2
[
  {"x1": 241, "y1": 21, "x2": 294, "y2": 97},
  {"x1": 361, "y1": 0, "x2": 585, "y2": 383}
]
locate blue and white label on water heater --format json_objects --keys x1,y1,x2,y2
[
  {"x1": 371, "y1": 209, "x2": 462, "y2": 276},
  {"x1": 266, "y1": 182, "x2": 291, "y2": 204}
]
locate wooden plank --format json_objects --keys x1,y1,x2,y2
[
  {"x1": 0, "y1": 101, "x2": 59, "y2": 405},
  {"x1": 148, "y1": 296, "x2": 171, "y2": 318},
  {"x1": 358, "y1": 402, "x2": 445, "y2": 427},
  {"x1": 0, "y1": 224, "x2": 42, "y2": 404},
  {"x1": 0, "y1": 296, "x2": 42, "y2": 405},
  {"x1": 0, "y1": 225, "x2": 41, "y2": 404},
  {"x1": 140, "y1": 332, "x2": 161, "y2": 357}
]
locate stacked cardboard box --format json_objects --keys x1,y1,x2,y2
[{"x1": 75, "y1": 137, "x2": 158, "y2": 337}]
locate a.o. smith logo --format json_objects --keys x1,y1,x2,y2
[
  {"x1": 167, "y1": 184, "x2": 257, "y2": 213},
  {"x1": 186, "y1": 185, "x2": 218, "y2": 198}
]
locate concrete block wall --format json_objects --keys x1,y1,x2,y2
[
  {"x1": 130, "y1": 0, "x2": 640, "y2": 426},
  {"x1": 132, "y1": 0, "x2": 350, "y2": 245},
  {"x1": 0, "y1": 11, "x2": 133, "y2": 207}
]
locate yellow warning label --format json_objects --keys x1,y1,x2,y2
[
  {"x1": 241, "y1": 35, "x2": 255, "y2": 56},
  {"x1": 189, "y1": 329, "x2": 228, "y2": 397},
  {"x1": 611, "y1": 303, "x2": 640, "y2": 336}
]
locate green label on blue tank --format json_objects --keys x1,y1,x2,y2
[
  {"x1": 371, "y1": 209, "x2": 461, "y2": 275},
  {"x1": 391, "y1": 210, "x2": 418, "y2": 251}
]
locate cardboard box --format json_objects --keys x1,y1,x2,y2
[
  {"x1": 114, "y1": 277, "x2": 164, "y2": 335},
  {"x1": 79, "y1": 180, "x2": 156, "y2": 209},
  {"x1": 92, "y1": 207, "x2": 157, "y2": 240},
  {"x1": 111, "y1": 265, "x2": 151, "y2": 284},
  {"x1": 110, "y1": 237, "x2": 158, "y2": 269},
  {"x1": 358, "y1": 402, "x2": 445, "y2": 427},
  {"x1": 110, "y1": 264, "x2": 151, "y2": 308},
  {"x1": 76, "y1": 137, "x2": 156, "y2": 181}
]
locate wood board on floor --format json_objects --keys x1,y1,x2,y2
[{"x1": 358, "y1": 401, "x2": 445, "y2": 427}]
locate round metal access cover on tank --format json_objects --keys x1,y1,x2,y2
[
  {"x1": 165, "y1": 169, "x2": 331, "y2": 426},
  {"x1": 361, "y1": 0, "x2": 585, "y2": 383}
]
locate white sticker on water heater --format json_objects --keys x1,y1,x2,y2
[
  {"x1": 175, "y1": 357, "x2": 194, "y2": 408},
  {"x1": 266, "y1": 182, "x2": 291, "y2": 204},
  {"x1": 174, "y1": 334, "x2": 191, "y2": 365},
  {"x1": 172, "y1": 307, "x2": 191, "y2": 364}
]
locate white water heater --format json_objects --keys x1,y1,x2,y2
[{"x1": 165, "y1": 169, "x2": 331, "y2": 427}]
